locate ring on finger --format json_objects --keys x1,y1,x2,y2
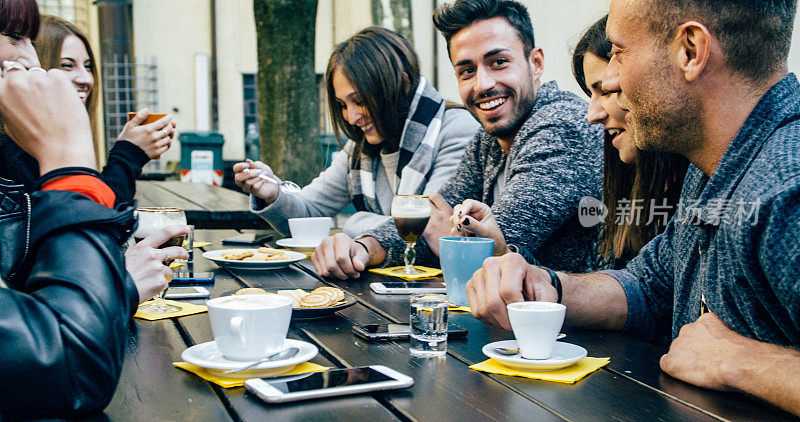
[{"x1": 2, "y1": 60, "x2": 26, "y2": 73}]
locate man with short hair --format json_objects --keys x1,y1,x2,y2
[
  {"x1": 313, "y1": 0, "x2": 603, "y2": 278},
  {"x1": 467, "y1": 0, "x2": 800, "y2": 415}
]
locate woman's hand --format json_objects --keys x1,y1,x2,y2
[
  {"x1": 451, "y1": 199, "x2": 507, "y2": 255},
  {"x1": 117, "y1": 108, "x2": 176, "y2": 159},
  {"x1": 125, "y1": 224, "x2": 189, "y2": 303},
  {"x1": 232, "y1": 159, "x2": 280, "y2": 204}
]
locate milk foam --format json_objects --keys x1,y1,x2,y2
[{"x1": 391, "y1": 208, "x2": 431, "y2": 218}]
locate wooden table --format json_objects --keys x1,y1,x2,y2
[
  {"x1": 134, "y1": 181, "x2": 270, "y2": 230},
  {"x1": 91, "y1": 229, "x2": 796, "y2": 421}
]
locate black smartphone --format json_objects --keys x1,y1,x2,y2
[
  {"x1": 170, "y1": 271, "x2": 215, "y2": 285},
  {"x1": 222, "y1": 233, "x2": 274, "y2": 246},
  {"x1": 352, "y1": 323, "x2": 468, "y2": 342}
]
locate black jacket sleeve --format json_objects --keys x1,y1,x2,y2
[
  {"x1": 101, "y1": 140, "x2": 150, "y2": 205},
  {"x1": 0, "y1": 191, "x2": 138, "y2": 418}
]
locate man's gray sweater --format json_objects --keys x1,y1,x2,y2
[{"x1": 364, "y1": 81, "x2": 604, "y2": 272}]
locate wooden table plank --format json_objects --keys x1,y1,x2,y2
[
  {"x1": 293, "y1": 261, "x2": 729, "y2": 422},
  {"x1": 85, "y1": 320, "x2": 233, "y2": 421}
]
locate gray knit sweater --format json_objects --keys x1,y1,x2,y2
[{"x1": 364, "y1": 81, "x2": 604, "y2": 273}]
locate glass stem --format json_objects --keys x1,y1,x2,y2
[{"x1": 403, "y1": 242, "x2": 417, "y2": 274}]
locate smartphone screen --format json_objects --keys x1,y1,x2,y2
[
  {"x1": 381, "y1": 282, "x2": 445, "y2": 289},
  {"x1": 266, "y1": 367, "x2": 394, "y2": 394}
]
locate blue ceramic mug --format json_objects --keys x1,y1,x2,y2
[{"x1": 439, "y1": 237, "x2": 494, "y2": 306}]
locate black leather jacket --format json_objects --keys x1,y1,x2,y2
[{"x1": 0, "y1": 177, "x2": 138, "y2": 418}]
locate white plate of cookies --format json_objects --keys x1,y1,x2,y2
[
  {"x1": 202, "y1": 247, "x2": 307, "y2": 270},
  {"x1": 226, "y1": 286, "x2": 356, "y2": 320}
]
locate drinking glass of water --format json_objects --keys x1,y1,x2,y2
[{"x1": 409, "y1": 294, "x2": 448, "y2": 357}]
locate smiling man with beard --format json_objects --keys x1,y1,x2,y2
[
  {"x1": 466, "y1": 0, "x2": 800, "y2": 415},
  {"x1": 357, "y1": 0, "x2": 603, "y2": 274}
]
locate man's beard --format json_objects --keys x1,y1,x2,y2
[
  {"x1": 467, "y1": 81, "x2": 536, "y2": 141},
  {"x1": 626, "y1": 69, "x2": 702, "y2": 156}
]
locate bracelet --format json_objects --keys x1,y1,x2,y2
[
  {"x1": 354, "y1": 239, "x2": 369, "y2": 255},
  {"x1": 542, "y1": 266, "x2": 562, "y2": 304}
]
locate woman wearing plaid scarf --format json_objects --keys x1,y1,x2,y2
[{"x1": 235, "y1": 27, "x2": 479, "y2": 279}]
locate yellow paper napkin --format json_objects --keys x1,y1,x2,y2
[
  {"x1": 448, "y1": 305, "x2": 472, "y2": 313},
  {"x1": 173, "y1": 361, "x2": 331, "y2": 388},
  {"x1": 169, "y1": 262, "x2": 186, "y2": 269},
  {"x1": 470, "y1": 357, "x2": 609, "y2": 384},
  {"x1": 133, "y1": 300, "x2": 208, "y2": 321},
  {"x1": 369, "y1": 266, "x2": 442, "y2": 280}
]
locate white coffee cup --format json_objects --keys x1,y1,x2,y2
[
  {"x1": 288, "y1": 217, "x2": 333, "y2": 243},
  {"x1": 207, "y1": 294, "x2": 293, "y2": 361},
  {"x1": 507, "y1": 301, "x2": 566, "y2": 360}
]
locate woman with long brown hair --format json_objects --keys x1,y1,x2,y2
[
  {"x1": 234, "y1": 26, "x2": 479, "y2": 278},
  {"x1": 572, "y1": 15, "x2": 688, "y2": 268}
]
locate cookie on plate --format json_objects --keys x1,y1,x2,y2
[
  {"x1": 312, "y1": 286, "x2": 345, "y2": 303},
  {"x1": 222, "y1": 250, "x2": 255, "y2": 260},
  {"x1": 299, "y1": 292, "x2": 335, "y2": 308},
  {"x1": 234, "y1": 287, "x2": 268, "y2": 295}
]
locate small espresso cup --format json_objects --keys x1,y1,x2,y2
[
  {"x1": 507, "y1": 301, "x2": 566, "y2": 360},
  {"x1": 207, "y1": 294, "x2": 293, "y2": 361},
  {"x1": 439, "y1": 237, "x2": 494, "y2": 306},
  {"x1": 288, "y1": 217, "x2": 333, "y2": 244}
]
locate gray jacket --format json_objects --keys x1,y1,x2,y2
[
  {"x1": 364, "y1": 81, "x2": 604, "y2": 273},
  {"x1": 250, "y1": 108, "x2": 480, "y2": 237}
]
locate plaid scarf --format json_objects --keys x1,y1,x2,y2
[{"x1": 350, "y1": 77, "x2": 444, "y2": 214}]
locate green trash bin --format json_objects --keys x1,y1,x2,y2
[{"x1": 179, "y1": 132, "x2": 225, "y2": 185}]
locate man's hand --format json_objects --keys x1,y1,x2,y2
[
  {"x1": 451, "y1": 199, "x2": 506, "y2": 255},
  {"x1": 233, "y1": 159, "x2": 280, "y2": 204},
  {"x1": 118, "y1": 108, "x2": 176, "y2": 159},
  {"x1": 0, "y1": 67, "x2": 95, "y2": 173},
  {"x1": 466, "y1": 253, "x2": 555, "y2": 330},
  {"x1": 125, "y1": 225, "x2": 189, "y2": 303},
  {"x1": 423, "y1": 192, "x2": 454, "y2": 255},
  {"x1": 661, "y1": 313, "x2": 737, "y2": 390},
  {"x1": 311, "y1": 233, "x2": 373, "y2": 279}
]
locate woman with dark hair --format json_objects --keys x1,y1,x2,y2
[
  {"x1": 0, "y1": 0, "x2": 139, "y2": 417},
  {"x1": 235, "y1": 26, "x2": 478, "y2": 277},
  {"x1": 9, "y1": 14, "x2": 176, "y2": 205},
  {"x1": 573, "y1": 15, "x2": 688, "y2": 268}
]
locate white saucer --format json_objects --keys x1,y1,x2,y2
[
  {"x1": 483, "y1": 340, "x2": 587, "y2": 371},
  {"x1": 202, "y1": 249, "x2": 307, "y2": 270},
  {"x1": 276, "y1": 238, "x2": 322, "y2": 249},
  {"x1": 181, "y1": 338, "x2": 318, "y2": 378}
]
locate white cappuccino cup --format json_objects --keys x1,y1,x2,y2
[
  {"x1": 507, "y1": 301, "x2": 566, "y2": 360},
  {"x1": 207, "y1": 294, "x2": 293, "y2": 361},
  {"x1": 287, "y1": 217, "x2": 333, "y2": 244}
]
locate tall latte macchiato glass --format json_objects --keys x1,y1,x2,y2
[
  {"x1": 134, "y1": 207, "x2": 188, "y2": 313},
  {"x1": 391, "y1": 195, "x2": 431, "y2": 275},
  {"x1": 207, "y1": 295, "x2": 293, "y2": 361}
]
